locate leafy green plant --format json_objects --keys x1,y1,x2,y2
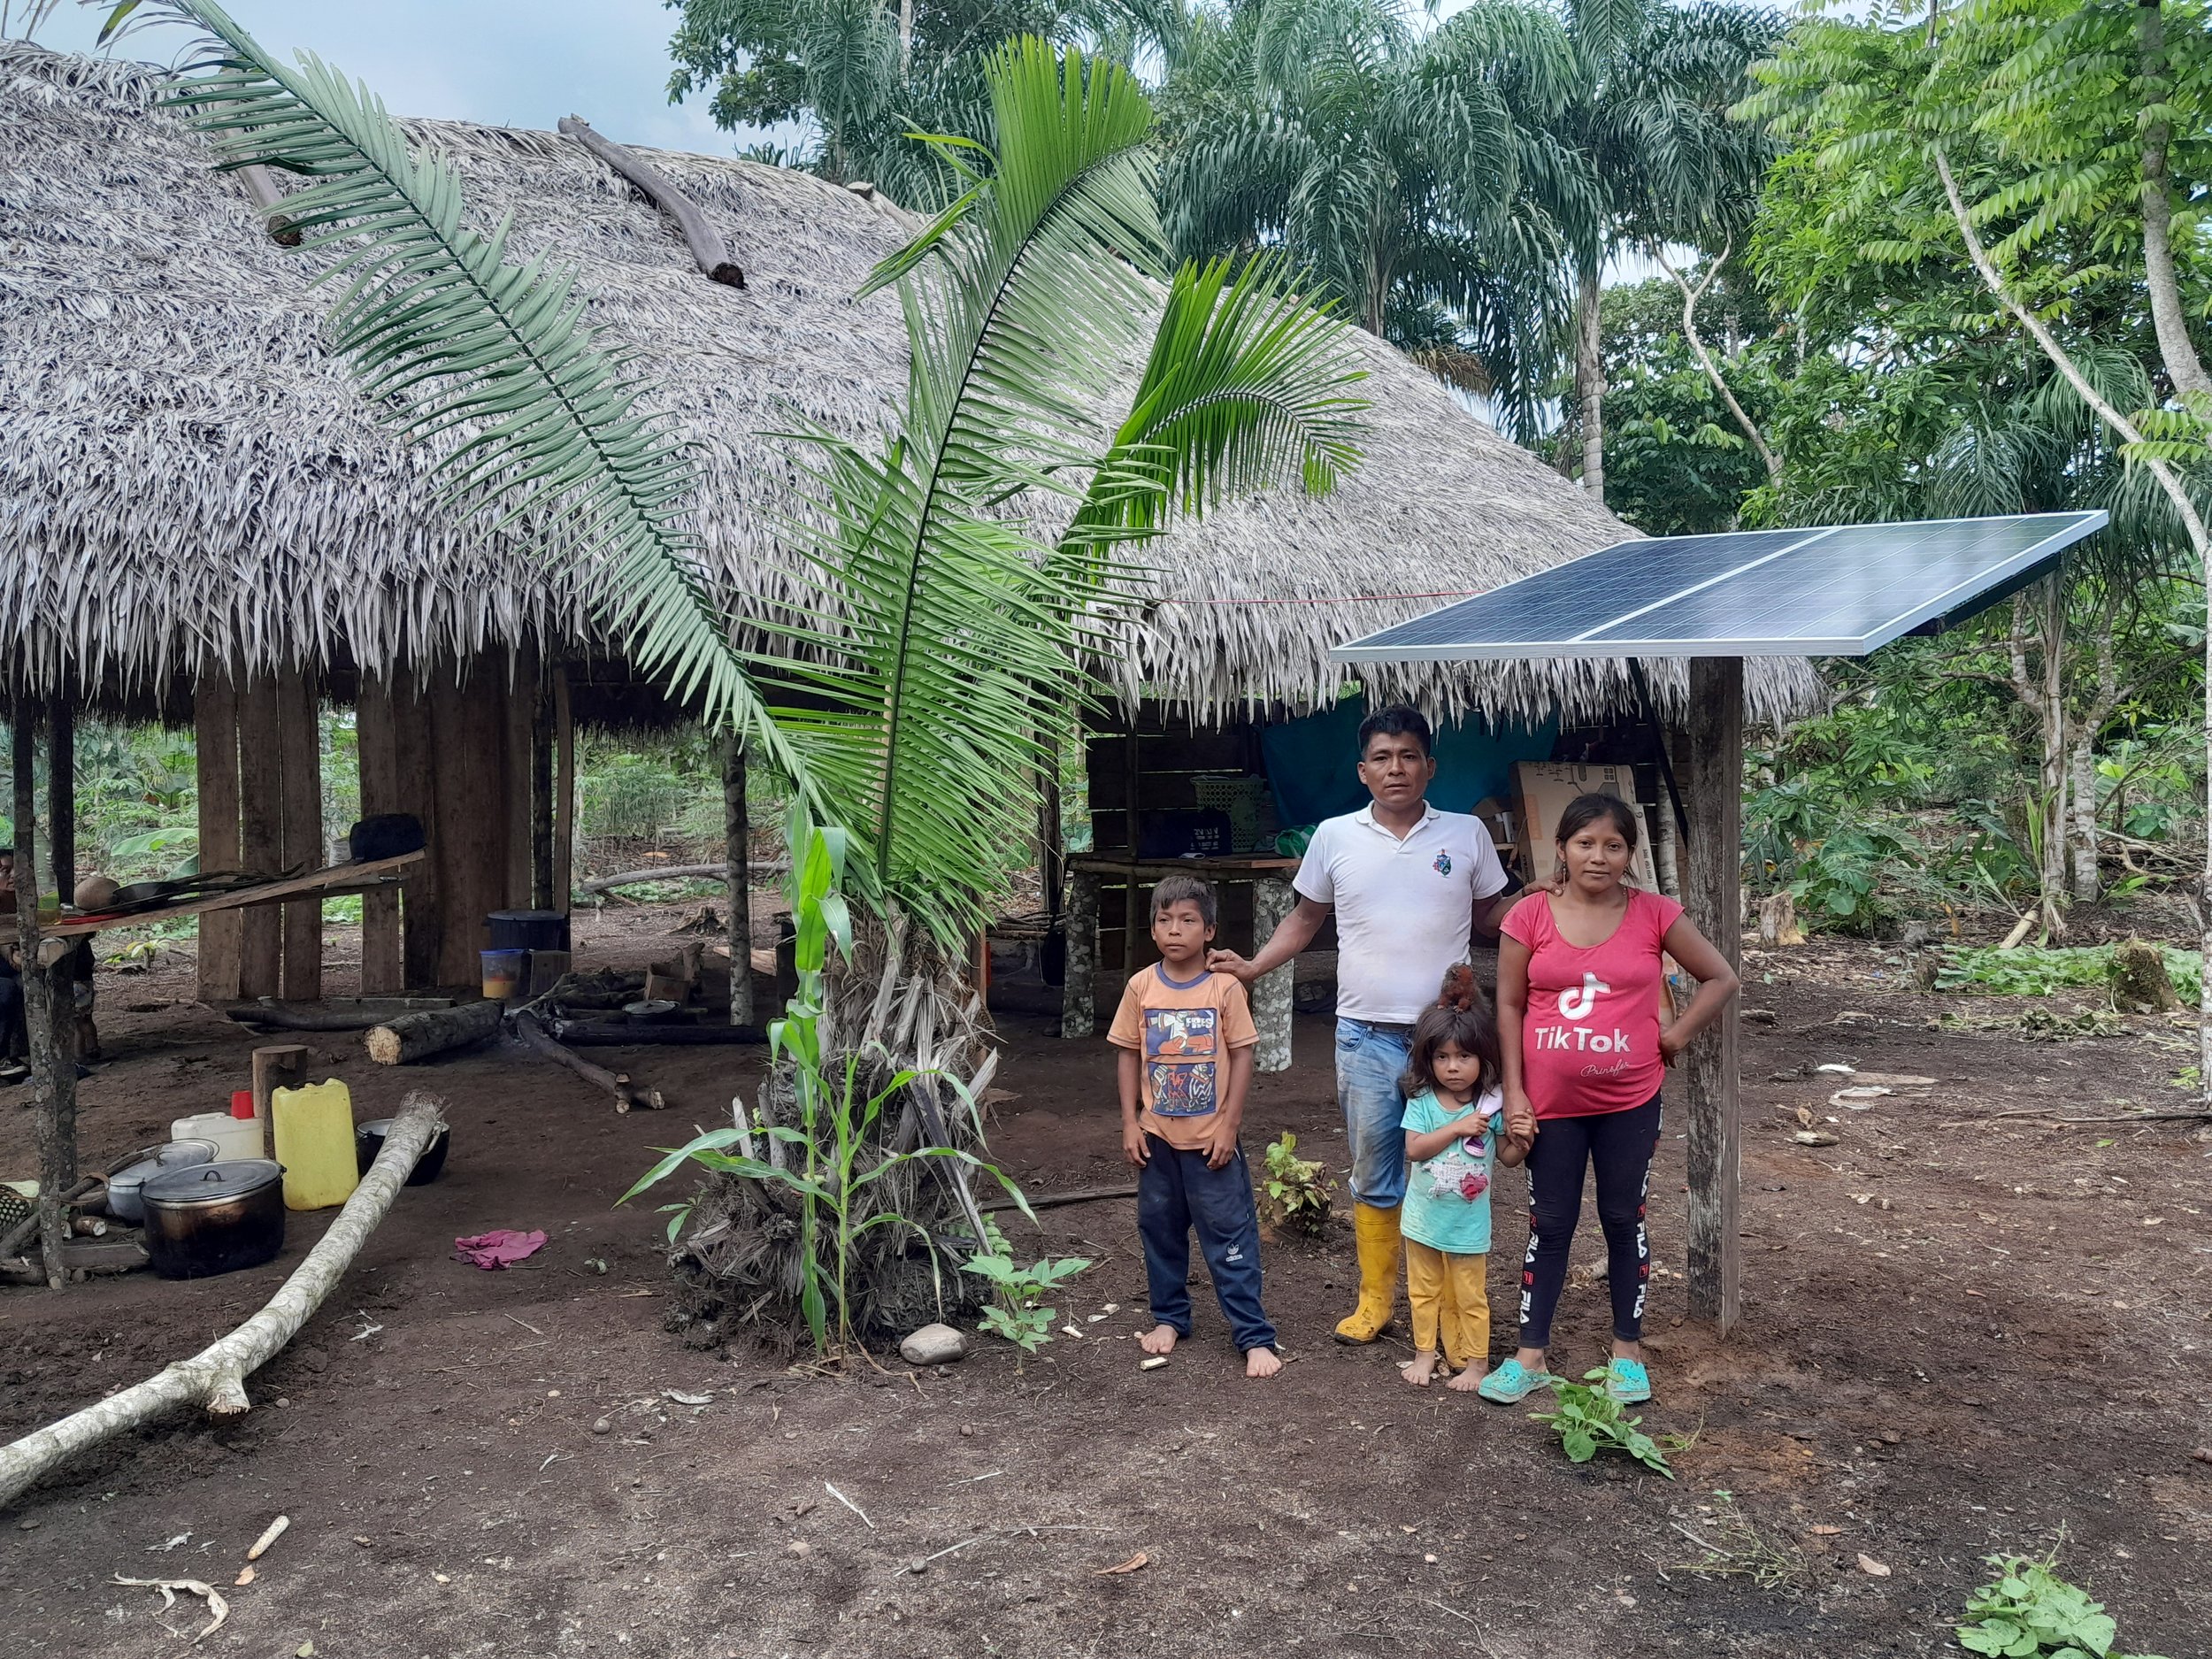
[
  {"x1": 1937, "y1": 945, "x2": 2203, "y2": 1004},
  {"x1": 1528, "y1": 1369, "x2": 1675, "y2": 1478},
  {"x1": 1260, "y1": 1132, "x2": 1335, "y2": 1236},
  {"x1": 624, "y1": 824, "x2": 1034, "y2": 1356},
  {"x1": 1955, "y1": 1548, "x2": 2170, "y2": 1659},
  {"x1": 962, "y1": 1251, "x2": 1091, "y2": 1354}
]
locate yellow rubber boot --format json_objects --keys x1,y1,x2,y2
[{"x1": 1333, "y1": 1203, "x2": 1402, "y2": 1344}]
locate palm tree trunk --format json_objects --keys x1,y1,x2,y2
[
  {"x1": 2139, "y1": 1, "x2": 2212, "y2": 401},
  {"x1": 1574, "y1": 269, "x2": 1605, "y2": 503},
  {"x1": 2008, "y1": 583, "x2": 2070, "y2": 938},
  {"x1": 2066, "y1": 595, "x2": 2118, "y2": 904}
]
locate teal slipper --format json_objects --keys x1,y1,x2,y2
[
  {"x1": 1476, "y1": 1356, "x2": 1554, "y2": 1404},
  {"x1": 1604, "y1": 1357, "x2": 1651, "y2": 1404}
]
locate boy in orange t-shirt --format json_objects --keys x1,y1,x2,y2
[{"x1": 1109, "y1": 875, "x2": 1280, "y2": 1379}]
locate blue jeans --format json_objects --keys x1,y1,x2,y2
[
  {"x1": 1334, "y1": 1018, "x2": 1414, "y2": 1208},
  {"x1": 1138, "y1": 1135, "x2": 1277, "y2": 1352}
]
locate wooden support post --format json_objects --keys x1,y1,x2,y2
[
  {"x1": 503, "y1": 655, "x2": 534, "y2": 910},
  {"x1": 1683, "y1": 656, "x2": 1744, "y2": 1333},
  {"x1": 235, "y1": 675, "x2": 283, "y2": 1000},
  {"x1": 551, "y1": 666, "x2": 574, "y2": 915},
  {"x1": 1251, "y1": 876, "x2": 1294, "y2": 1074},
  {"x1": 531, "y1": 679, "x2": 557, "y2": 913},
  {"x1": 194, "y1": 672, "x2": 244, "y2": 1003},
  {"x1": 1060, "y1": 870, "x2": 1099, "y2": 1039},
  {"x1": 48, "y1": 703, "x2": 73, "y2": 902},
  {"x1": 250, "y1": 1043, "x2": 309, "y2": 1162},
  {"x1": 426, "y1": 667, "x2": 506, "y2": 987},
  {"x1": 276, "y1": 666, "x2": 322, "y2": 1001},
  {"x1": 1039, "y1": 758, "x2": 1064, "y2": 928},
  {"x1": 1122, "y1": 726, "x2": 1140, "y2": 973},
  {"x1": 354, "y1": 675, "x2": 403, "y2": 995},
  {"x1": 14, "y1": 706, "x2": 76, "y2": 1288},
  {"x1": 722, "y1": 733, "x2": 753, "y2": 1025},
  {"x1": 391, "y1": 667, "x2": 441, "y2": 992}
]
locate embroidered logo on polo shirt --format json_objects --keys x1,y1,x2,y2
[{"x1": 1432, "y1": 852, "x2": 1452, "y2": 877}]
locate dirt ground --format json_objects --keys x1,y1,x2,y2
[{"x1": 4, "y1": 907, "x2": 2210, "y2": 1659}]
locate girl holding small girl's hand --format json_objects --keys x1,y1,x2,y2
[{"x1": 1396, "y1": 966, "x2": 1531, "y2": 1391}]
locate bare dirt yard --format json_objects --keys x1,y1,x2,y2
[{"x1": 4, "y1": 908, "x2": 2209, "y2": 1659}]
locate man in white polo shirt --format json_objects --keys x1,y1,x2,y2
[{"x1": 1210, "y1": 705, "x2": 1515, "y2": 1346}]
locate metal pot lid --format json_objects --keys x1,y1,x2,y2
[
  {"x1": 143, "y1": 1158, "x2": 283, "y2": 1207},
  {"x1": 154, "y1": 1138, "x2": 221, "y2": 1166}
]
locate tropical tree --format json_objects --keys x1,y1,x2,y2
[
  {"x1": 663, "y1": 0, "x2": 1160, "y2": 208},
  {"x1": 1155, "y1": 0, "x2": 1594, "y2": 441},
  {"x1": 109, "y1": 0, "x2": 1364, "y2": 1340},
  {"x1": 1743, "y1": 0, "x2": 2212, "y2": 1085}
]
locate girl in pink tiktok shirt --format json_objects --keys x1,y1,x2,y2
[{"x1": 1479, "y1": 794, "x2": 1738, "y2": 1409}]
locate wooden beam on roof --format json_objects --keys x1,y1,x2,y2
[
  {"x1": 558, "y1": 115, "x2": 744, "y2": 288},
  {"x1": 1683, "y1": 655, "x2": 1743, "y2": 1333}
]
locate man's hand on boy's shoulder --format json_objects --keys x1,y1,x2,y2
[{"x1": 1204, "y1": 948, "x2": 1256, "y2": 983}]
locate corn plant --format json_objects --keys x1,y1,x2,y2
[{"x1": 624, "y1": 824, "x2": 1035, "y2": 1355}]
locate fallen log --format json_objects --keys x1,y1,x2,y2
[
  {"x1": 549, "y1": 1019, "x2": 766, "y2": 1048},
  {"x1": 365, "y1": 1000, "x2": 503, "y2": 1065},
  {"x1": 0, "y1": 1234, "x2": 148, "y2": 1286},
  {"x1": 513, "y1": 1013, "x2": 664, "y2": 1113},
  {"x1": 0, "y1": 1093, "x2": 444, "y2": 1509},
  {"x1": 579, "y1": 860, "x2": 787, "y2": 895},
  {"x1": 557, "y1": 115, "x2": 744, "y2": 288},
  {"x1": 225, "y1": 996, "x2": 453, "y2": 1032}
]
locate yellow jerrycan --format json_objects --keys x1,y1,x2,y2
[{"x1": 270, "y1": 1079, "x2": 360, "y2": 1210}]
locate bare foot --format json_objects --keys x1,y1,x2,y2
[
  {"x1": 1245, "y1": 1346, "x2": 1282, "y2": 1379},
  {"x1": 1445, "y1": 1364, "x2": 1487, "y2": 1393},
  {"x1": 1140, "y1": 1324, "x2": 1179, "y2": 1356},
  {"x1": 1398, "y1": 1350, "x2": 1439, "y2": 1386}
]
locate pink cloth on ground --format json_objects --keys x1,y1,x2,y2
[{"x1": 452, "y1": 1228, "x2": 548, "y2": 1270}]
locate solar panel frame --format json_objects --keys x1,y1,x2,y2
[{"x1": 1330, "y1": 511, "x2": 2109, "y2": 663}]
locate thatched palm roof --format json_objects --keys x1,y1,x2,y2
[{"x1": 0, "y1": 42, "x2": 1815, "y2": 727}]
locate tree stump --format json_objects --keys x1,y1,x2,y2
[
  {"x1": 2110, "y1": 938, "x2": 2179, "y2": 1013},
  {"x1": 1756, "y1": 891, "x2": 1805, "y2": 949}
]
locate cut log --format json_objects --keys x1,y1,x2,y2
[
  {"x1": 0, "y1": 1235, "x2": 149, "y2": 1286},
  {"x1": 1755, "y1": 892, "x2": 1805, "y2": 949},
  {"x1": 365, "y1": 1000, "x2": 503, "y2": 1065},
  {"x1": 514, "y1": 1014, "x2": 664, "y2": 1113},
  {"x1": 557, "y1": 115, "x2": 743, "y2": 287},
  {"x1": 0, "y1": 1094, "x2": 444, "y2": 1508},
  {"x1": 2111, "y1": 937, "x2": 2180, "y2": 1013},
  {"x1": 579, "y1": 861, "x2": 787, "y2": 895}
]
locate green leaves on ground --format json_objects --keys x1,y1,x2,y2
[
  {"x1": 1935, "y1": 944, "x2": 2202, "y2": 1004},
  {"x1": 1528, "y1": 1369, "x2": 1674, "y2": 1478},
  {"x1": 1956, "y1": 1549, "x2": 2170, "y2": 1659}
]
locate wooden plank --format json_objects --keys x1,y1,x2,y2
[
  {"x1": 48, "y1": 703, "x2": 73, "y2": 901},
  {"x1": 426, "y1": 667, "x2": 506, "y2": 985},
  {"x1": 354, "y1": 675, "x2": 403, "y2": 995},
  {"x1": 276, "y1": 665, "x2": 322, "y2": 1000},
  {"x1": 391, "y1": 666, "x2": 442, "y2": 992},
  {"x1": 235, "y1": 674, "x2": 283, "y2": 999},
  {"x1": 723, "y1": 733, "x2": 753, "y2": 1025},
  {"x1": 193, "y1": 672, "x2": 243, "y2": 1003},
  {"x1": 249, "y1": 1042, "x2": 308, "y2": 1161},
  {"x1": 1683, "y1": 656, "x2": 1743, "y2": 1334},
  {"x1": 503, "y1": 653, "x2": 534, "y2": 909},
  {"x1": 551, "y1": 665, "x2": 574, "y2": 914},
  {"x1": 530, "y1": 679, "x2": 556, "y2": 912},
  {"x1": 1090, "y1": 732, "x2": 1250, "y2": 777},
  {"x1": 46, "y1": 853, "x2": 425, "y2": 936}
]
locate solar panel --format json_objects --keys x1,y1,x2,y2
[{"x1": 1332, "y1": 511, "x2": 2108, "y2": 663}]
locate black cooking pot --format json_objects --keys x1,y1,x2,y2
[
  {"x1": 141, "y1": 1159, "x2": 286, "y2": 1279},
  {"x1": 356, "y1": 1118, "x2": 449, "y2": 1185}
]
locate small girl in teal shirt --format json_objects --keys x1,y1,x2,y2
[{"x1": 1397, "y1": 965, "x2": 1530, "y2": 1389}]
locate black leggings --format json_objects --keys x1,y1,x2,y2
[{"x1": 1517, "y1": 1094, "x2": 1663, "y2": 1348}]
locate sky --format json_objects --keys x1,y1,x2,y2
[{"x1": 24, "y1": 0, "x2": 734, "y2": 153}]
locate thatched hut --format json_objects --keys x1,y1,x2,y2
[{"x1": 1, "y1": 42, "x2": 1811, "y2": 1019}]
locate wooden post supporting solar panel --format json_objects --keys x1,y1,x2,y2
[{"x1": 1683, "y1": 655, "x2": 1743, "y2": 1332}]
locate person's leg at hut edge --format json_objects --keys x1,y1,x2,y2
[{"x1": 1333, "y1": 1018, "x2": 1413, "y2": 1342}]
